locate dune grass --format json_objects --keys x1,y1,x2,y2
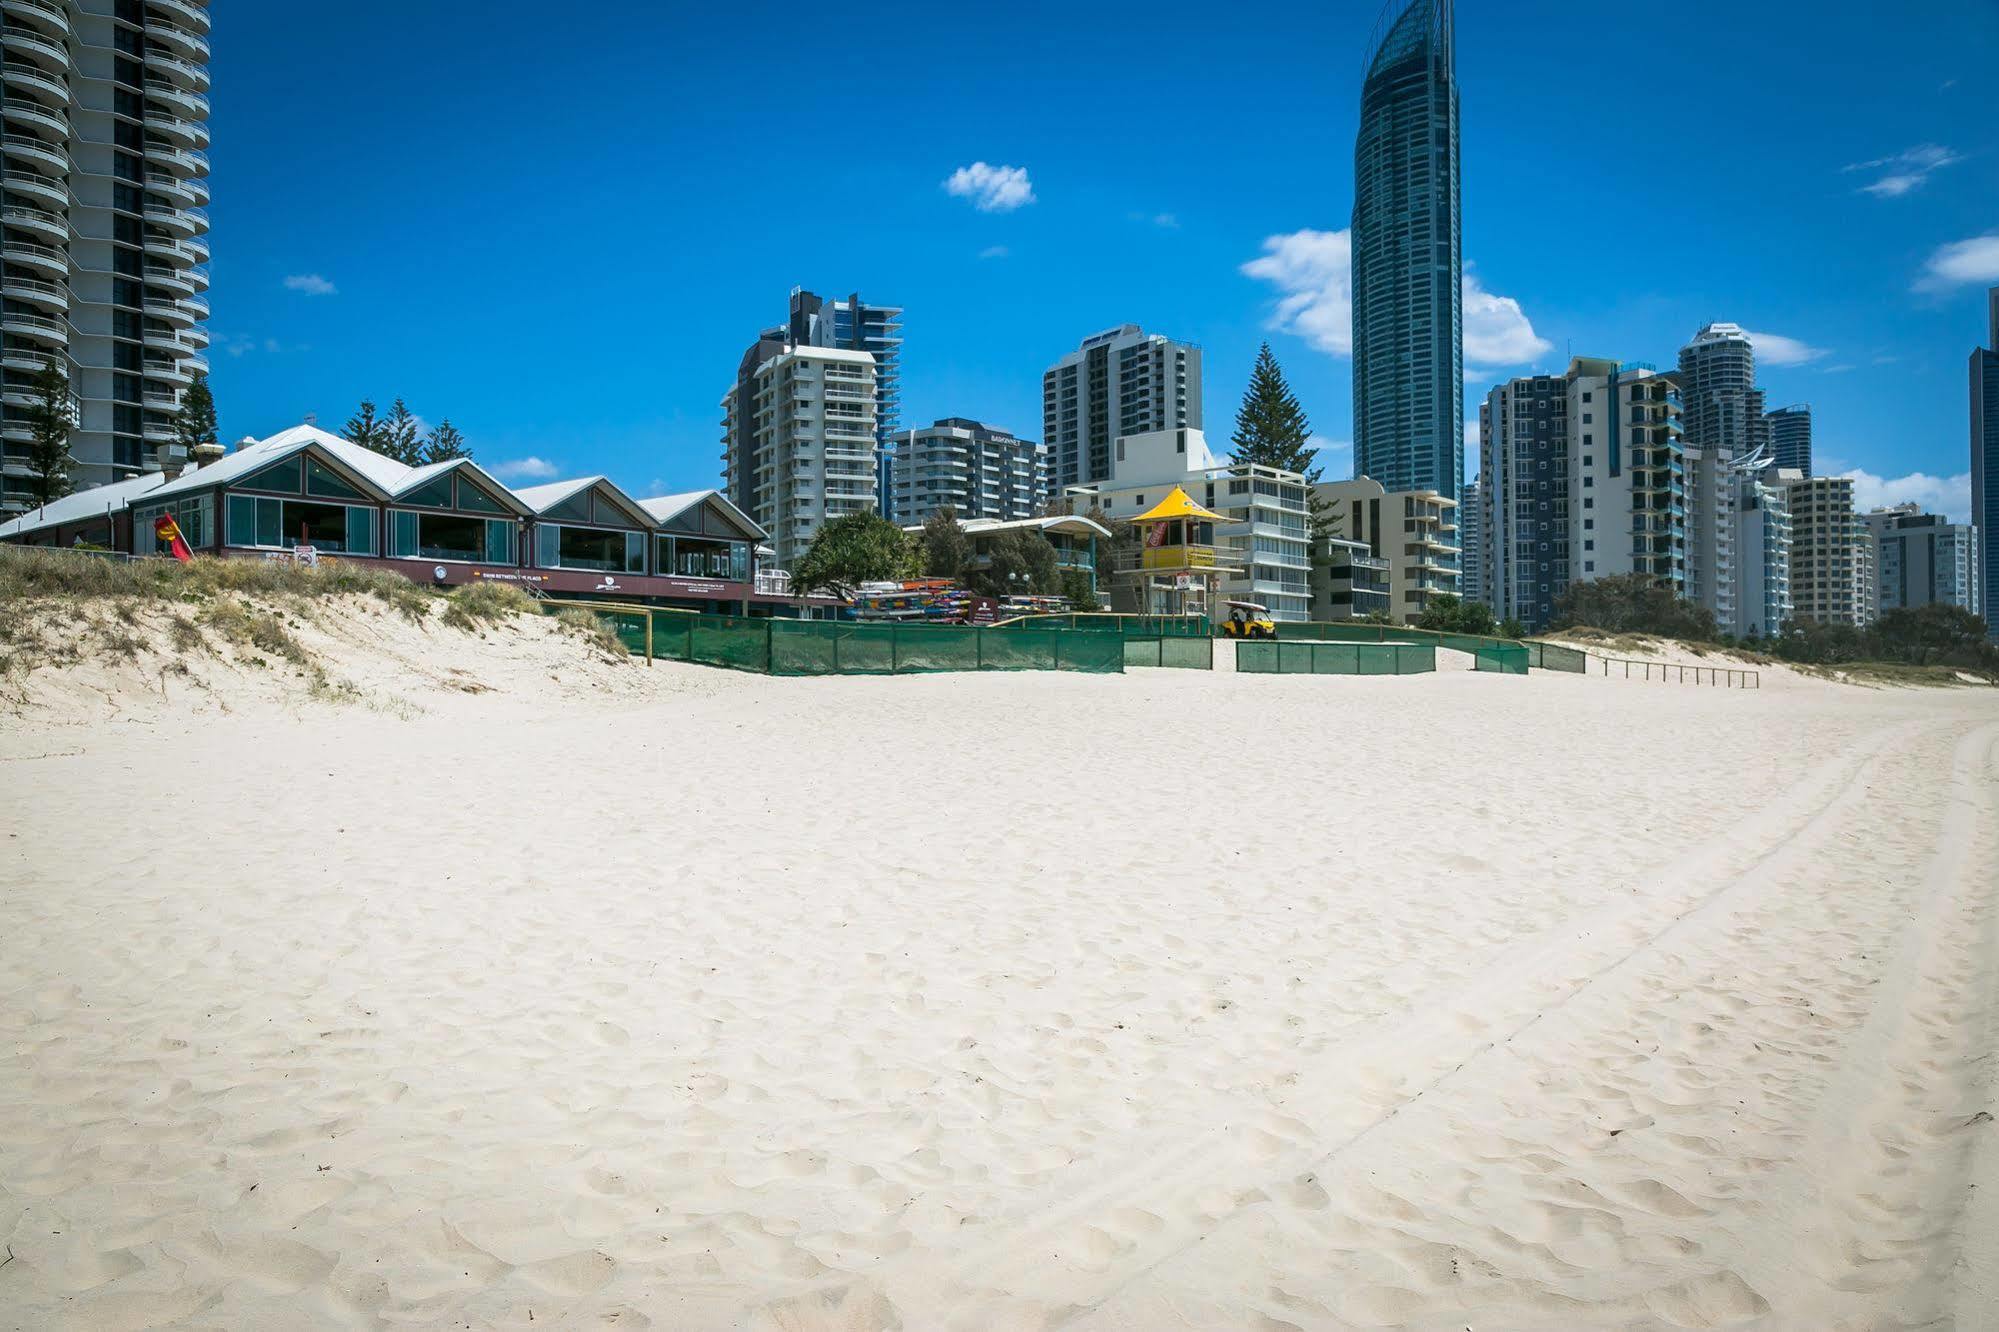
[{"x1": 0, "y1": 545, "x2": 435, "y2": 618}]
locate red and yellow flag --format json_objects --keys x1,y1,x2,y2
[{"x1": 154, "y1": 514, "x2": 192, "y2": 563}]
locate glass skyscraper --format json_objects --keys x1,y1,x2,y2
[
  {"x1": 1972, "y1": 287, "x2": 1999, "y2": 640},
  {"x1": 1351, "y1": 0, "x2": 1462, "y2": 501}
]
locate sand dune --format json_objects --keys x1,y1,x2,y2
[{"x1": 1, "y1": 621, "x2": 1995, "y2": 1329}]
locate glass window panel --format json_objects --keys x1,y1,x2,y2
[
  {"x1": 456, "y1": 477, "x2": 504, "y2": 514},
  {"x1": 624, "y1": 531, "x2": 645, "y2": 573},
  {"x1": 225, "y1": 494, "x2": 255, "y2": 546},
  {"x1": 536, "y1": 523, "x2": 558, "y2": 569},
  {"x1": 255, "y1": 496, "x2": 282, "y2": 548},
  {"x1": 391, "y1": 510, "x2": 418, "y2": 558},
  {"x1": 346, "y1": 506, "x2": 377, "y2": 556},
  {"x1": 484, "y1": 518, "x2": 513, "y2": 564},
  {"x1": 409, "y1": 512, "x2": 484, "y2": 561},
  {"x1": 401, "y1": 474, "x2": 454, "y2": 508},
  {"x1": 655, "y1": 535, "x2": 674, "y2": 572},
  {"x1": 280, "y1": 499, "x2": 351, "y2": 552},
  {"x1": 240, "y1": 458, "x2": 301, "y2": 494},
  {"x1": 550, "y1": 525, "x2": 622, "y2": 571},
  {"x1": 305, "y1": 459, "x2": 365, "y2": 500},
  {"x1": 548, "y1": 492, "x2": 592, "y2": 523}
]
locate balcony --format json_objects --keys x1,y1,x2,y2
[
  {"x1": 143, "y1": 327, "x2": 192, "y2": 352},
  {"x1": 142, "y1": 388, "x2": 179, "y2": 410},
  {"x1": 144, "y1": 296, "x2": 194, "y2": 326},
  {"x1": 143, "y1": 79, "x2": 208, "y2": 119},
  {"x1": 1, "y1": 202, "x2": 63, "y2": 240},
  {"x1": 0, "y1": 20, "x2": 67, "y2": 69},
  {"x1": 143, "y1": 358, "x2": 190, "y2": 384},
  {"x1": 1, "y1": 130, "x2": 66, "y2": 174},
  {"x1": 145, "y1": 107, "x2": 207, "y2": 148},
  {"x1": 143, "y1": 419, "x2": 179, "y2": 443},
  {"x1": 143, "y1": 263, "x2": 194, "y2": 295},
  {"x1": 3, "y1": 165, "x2": 64, "y2": 207},
  {"x1": 146, "y1": 17, "x2": 210, "y2": 62},
  {"x1": 2, "y1": 273, "x2": 65, "y2": 311},
  {"x1": 144, "y1": 141, "x2": 208, "y2": 177},
  {"x1": 1, "y1": 343, "x2": 47, "y2": 371},
  {"x1": 2, "y1": 59, "x2": 65, "y2": 102},
  {"x1": 0, "y1": 307, "x2": 65, "y2": 346},
  {"x1": 1, "y1": 235, "x2": 65, "y2": 275},
  {"x1": 2, "y1": 94, "x2": 65, "y2": 137},
  {"x1": 148, "y1": 52, "x2": 209, "y2": 92},
  {"x1": 1, "y1": 0, "x2": 68, "y2": 33}
]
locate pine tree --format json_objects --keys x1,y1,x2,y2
[
  {"x1": 381, "y1": 398, "x2": 423, "y2": 465},
  {"x1": 919, "y1": 505, "x2": 970, "y2": 580},
  {"x1": 342, "y1": 399, "x2": 386, "y2": 452},
  {"x1": 1228, "y1": 342, "x2": 1339, "y2": 543},
  {"x1": 1229, "y1": 343, "x2": 1315, "y2": 474},
  {"x1": 421, "y1": 419, "x2": 469, "y2": 464},
  {"x1": 172, "y1": 371, "x2": 218, "y2": 453},
  {"x1": 25, "y1": 356, "x2": 74, "y2": 508}
]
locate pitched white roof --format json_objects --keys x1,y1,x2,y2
[
  {"x1": 0, "y1": 470, "x2": 169, "y2": 539},
  {"x1": 638, "y1": 489, "x2": 766, "y2": 541},
  {"x1": 145, "y1": 424, "x2": 402, "y2": 502},
  {"x1": 511, "y1": 476, "x2": 600, "y2": 512}
]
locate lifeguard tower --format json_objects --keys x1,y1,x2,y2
[{"x1": 1105, "y1": 486, "x2": 1241, "y2": 619}]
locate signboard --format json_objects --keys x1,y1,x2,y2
[
  {"x1": 293, "y1": 545, "x2": 319, "y2": 567},
  {"x1": 966, "y1": 596, "x2": 1000, "y2": 625},
  {"x1": 470, "y1": 569, "x2": 552, "y2": 585}
]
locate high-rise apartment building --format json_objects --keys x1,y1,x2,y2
[
  {"x1": 1, "y1": 0, "x2": 212, "y2": 514},
  {"x1": 1766, "y1": 403, "x2": 1812, "y2": 474},
  {"x1": 719, "y1": 345, "x2": 877, "y2": 571},
  {"x1": 1865, "y1": 504, "x2": 1981, "y2": 619},
  {"x1": 1677, "y1": 323, "x2": 1768, "y2": 461},
  {"x1": 1479, "y1": 357, "x2": 1684, "y2": 632},
  {"x1": 890, "y1": 418, "x2": 1046, "y2": 526},
  {"x1": 1040, "y1": 325, "x2": 1201, "y2": 491},
  {"x1": 1478, "y1": 371, "x2": 1569, "y2": 630},
  {"x1": 1783, "y1": 474, "x2": 1874, "y2": 627},
  {"x1": 765, "y1": 290, "x2": 901, "y2": 517},
  {"x1": 1971, "y1": 287, "x2": 1999, "y2": 639},
  {"x1": 1735, "y1": 466, "x2": 1794, "y2": 639},
  {"x1": 1351, "y1": 0, "x2": 1462, "y2": 500},
  {"x1": 1457, "y1": 477, "x2": 1483, "y2": 606}
]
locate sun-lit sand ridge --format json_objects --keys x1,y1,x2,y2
[{"x1": 2, "y1": 605, "x2": 1996, "y2": 1330}]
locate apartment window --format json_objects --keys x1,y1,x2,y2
[
  {"x1": 1584, "y1": 540, "x2": 1595, "y2": 552},
  {"x1": 1584, "y1": 561, "x2": 1596, "y2": 573},
  {"x1": 1583, "y1": 498, "x2": 1593, "y2": 509},
  {"x1": 1583, "y1": 519, "x2": 1594, "y2": 531},
  {"x1": 1582, "y1": 456, "x2": 1593, "y2": 467},
  {"x1": 1583, "y1": 477, "x2": 1593, "y2": 488}
]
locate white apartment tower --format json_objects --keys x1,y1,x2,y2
[
  {"x1": 720, "y1": 344, "x2": 877, "y2": 571},
  {"x1": 1865, "y1": 503, "x2": 1981, "y2": 619},
  {"x1": 891, "y1": 418, "x2": 1046, "y2": 526},
  {"x1": 1, "y1": 0, "x2": 212, "y2": 513},
  {"x1": 1041, "y1": 325, "x2": 1201, "y2": 491},
  {"x1": 1735, "y1": 465, "x2": 1794, "y2": 638}
]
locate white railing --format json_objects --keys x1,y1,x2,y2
[{"x1": 2, "y1": 132, "x2": 66, "y2": 164}]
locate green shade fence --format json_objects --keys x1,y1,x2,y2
[
  {"x1": 1524, "y1": 641, "x2": 1589, "y2": 673},
  {"x1": 1122, "y1": 636, "x2": 1215, "y2": 670},
  {"x1": 1473, "y1": 644, "x2": 1531, "y2": 674},
  {"x1": 543, "y1": 602, "x2": 1124, "y2": 676},
  {"x1": 997, "y1": 612, "x2": 1211, "y2": 637},
  {"x1": 1235, "y1": 640, "x2": 1436, "y2": 676}
]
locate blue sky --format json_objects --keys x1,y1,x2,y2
[{"x1": 209, "y1": 1, "x2": 1998, "y2": 517}]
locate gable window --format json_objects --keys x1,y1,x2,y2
[
  {"x1": 400, "y1": 474, "x2": 455, "y2": 509},
  {"x1": 305, "y1": 459, "x2": 365, "y2": 501}
]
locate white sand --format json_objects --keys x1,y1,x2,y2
[{"x1": 2, "y1": 608, "x2": 1997, "y2": 1330}]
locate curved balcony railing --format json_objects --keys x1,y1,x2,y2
[
  {"x1": 144, "y1": 297, "x2": 194, "y2": 325},
  {"x1": 143, "y1": 79, "x2": 209, "y2": 118},
  {"x1": 147, "y1": 53, "x2": 209, "y2": 92},
  {"x1": 2, "y1": 274, "x2": 66, "y2": 309},
  {"x1": 1, "y1": 236, "x2": 66, "y2": 272},
  {"x1": 0, "y1": 0, "x2": 68, "y2": 30},
  {"x1": 1, "y1": 203, "x2": 64, "y2": 238},
  {"x1": 144, "y1": 109, "x2": 203, "y2": 145},
  {"x1": 145, "y1": 18, "x2": 209, "y2": 62},
  {"x1": 142, "y1": 264, "x2": 194, "y2": 294},
  {"x1": 1, "y1": 130, "x2": 66, "y2": 173},
  {"x1": 147, "y1": 0, "x2": 211, "y2": 33},
  {"x1": 4, "y1": 167, "x2": 65, "y2": 207},
  {"x1": 2, "y1": 95, "x2": 67, "y2": 138},
  {"x1": 0, "y1": 21, "x2": 68, "y2": 68},
  {"x1": 142, "y1": 389, "x2": 180, "y2": 410},
  {"x1": 1, "y1": 58, "x2": 66, "y2": 101},
  {"x1": 181, "y1": 294, "x2": 209, "y2": 319},
  {"x1": 0, "y1": 308, "x2": 66, "y2": 343}
]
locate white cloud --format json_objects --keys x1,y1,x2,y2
[
  {"x1": 1240, "y1": 228, "x2": 1354, "y2": 355},
  {"x1": 1742, "y1": 329, "x2": 1831, "y2": 366},
  {"x1": 1245, "y1": 232, "x2": 1549, "y2": 370},
  {"x1": 943, "y1": 162, "x2": 1035, "y2": 213},
  {"x1": 1840, "y1": 468, "x2": 1972, "y2": 524},
  {"x1": 1915, "y1": 233, "x2": 1999, "y2": 292},
  {"x1": 491, "y1": 456, "x2": 558, "y2": 481},
  {"x1": 1308, "y1": 435, "x2": 1351, "y2": 463},
  {"x1": 977, "y1": 244, "x2": 1010, "y2": 260},
  {"x1": 1461, "y1": 274, "x2": 1551, "y2": 365},
  {"x1": 283, "y1": 273, "x2": 337, "y2": 296},
  {"x1": 1843, "y1": 144, "x2": 1962, "y2": 198},
  {"x1": 1151, "y1": 212, "x2": 1180, "y2": 229}
]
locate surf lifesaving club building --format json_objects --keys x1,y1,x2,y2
[{"x1": 0, "y1": 425, "x2": 835, "y2": 615}]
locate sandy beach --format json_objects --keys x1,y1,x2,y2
[{"x1": 2, "y1": 618, "x2": 1996, "y2": 1329}]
